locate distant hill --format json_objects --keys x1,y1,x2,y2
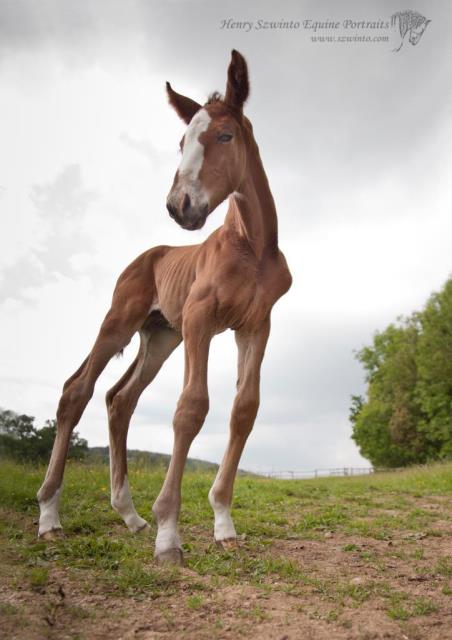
[{"x1": 86, "y1": 446, "x2": 220, "y2": 472}]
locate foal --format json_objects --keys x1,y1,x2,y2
[{"x1": 37, "y1": 50, "x2": 292, "y2": 564}]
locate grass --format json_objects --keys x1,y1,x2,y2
[{"x1": 0, "y1": 459, "x2": 451, "y2": 638}]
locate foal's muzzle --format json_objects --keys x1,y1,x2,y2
[{"x1": 166, "y1": 193, "x2": 209, "y2": 231}]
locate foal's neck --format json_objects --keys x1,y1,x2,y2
[{"x1": 224, "y1": 137, "x2": 278, "y2": 258}]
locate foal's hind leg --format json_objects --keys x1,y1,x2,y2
[
  {"x1": 106, "y1": 320, "x2": 182, "y2": 532},
  {"x1": 37, "y1": 296, "x2": 153, "y2": 538}
]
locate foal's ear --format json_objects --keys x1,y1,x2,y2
[
  {"x1": 225, "y1": 49, "x2": 249, "y2": 112},
  {"x1": 166, "y1": 82, "x2": 202, "y2": 125}
]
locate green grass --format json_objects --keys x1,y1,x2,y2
[{"x1": 0, "y1": 459, "x2": 451, "y2": 635}]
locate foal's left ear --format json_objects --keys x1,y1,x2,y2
[
  {"x1": 225, "y1": 49, "x2": 249, "y2": 112},
  {"x1": 166, "y1": 82, "x2": 202, "y2": 125}
]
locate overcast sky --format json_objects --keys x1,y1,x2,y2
[{"x1": 1, "y1": 0, "x2": 451, "y2": 473}]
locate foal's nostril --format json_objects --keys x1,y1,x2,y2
[
  {"x1": 166, "y1": 202, "x2": 177, "y2": 219},
  {"x1": 182, "y1": 193, "x2": 191, "y2": 214},
  {"x1": 201, "y1": 203, "x2": 209, "y2": 218}
]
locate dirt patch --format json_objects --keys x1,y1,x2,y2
[
  {"x1": 270, "y1": 532, "x2": 452, "y2": 640},
  {"x1": 1, "y1": 529, "x2": 451, "y2": 640},
  {"x1": 1, "y1": 469, "x2": 451, "y2": 640}
]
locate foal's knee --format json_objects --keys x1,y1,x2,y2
[
  {"x1": 56, "y1": 378, "x2": 92, "y2": 426},
  {"x1": 173, "y1": 388, "x2": 209, "y2": 437},
  {"x1": 231, "y1": 394, "x2": 259, "y2": 438}
]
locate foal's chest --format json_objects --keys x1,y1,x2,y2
[{"x1": 215, "y1": 251, "x2": 292, "y2": 332}]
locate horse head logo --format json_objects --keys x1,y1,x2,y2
[{"x1": 391, "y1": 10, "x2": 431, "y2": 51}]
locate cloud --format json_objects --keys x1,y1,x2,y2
[
  {"x1": 119, "y1": 132, "x2": 178, "y2": 169},
  {"x1": 0, "y1": 164, "x2": 97, "y2": 301},
  {"x1": 0, "y1": 0, "x2": 451, "y2": 471}
]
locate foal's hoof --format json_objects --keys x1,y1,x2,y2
[
  {"x1": 135, "y1": 522, "x2": 151, "y2": 535},
  {"x1": 155, "y1": 548, "x2": 184, "y2": 566},
  {"x1": 39, "y1": 528, "x2": 64, "y2": 541},
  {"x1": 216, "y1": 537, "x2": 239, "y2": 551}
]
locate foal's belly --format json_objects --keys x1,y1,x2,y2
[{"x1": 153, "y1": 246, "x2": 199, "y2": 331}]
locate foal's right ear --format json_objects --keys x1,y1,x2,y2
[{"x1": 166, "y1": 82, "x2": 202, "y2": 125}]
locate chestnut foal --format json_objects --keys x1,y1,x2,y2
[{"x1": 37, "y1": 50, "x2": 292, "y2": 564}]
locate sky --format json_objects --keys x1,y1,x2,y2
[{"x1": 1, "y1": 0, "x2": 451, "y2": 473}]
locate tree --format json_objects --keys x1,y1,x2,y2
[
  {"x1": 351, "y1": 277, "x2": 452, "y2": 467},
  {"x1": 0, "y1": 409, "x2": 88, "y2": 463},
  {"x1": 416, "y1": 279, "x2": 452, "y2": 458}
]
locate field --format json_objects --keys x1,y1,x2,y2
[{"x1": 0, "y1": 461, "x2": 451, "y2": 640}]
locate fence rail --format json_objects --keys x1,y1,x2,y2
[{"x1": 255, "y1": 467, "x2": 375, "y2": 480}]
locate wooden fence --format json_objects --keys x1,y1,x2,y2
[{"x1": 255, "y1": 467, "x2": 375, "y2": 479}]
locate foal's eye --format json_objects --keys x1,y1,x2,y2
[{"x1": 218, "y1": 133, "x2": 233, "y2": 143}]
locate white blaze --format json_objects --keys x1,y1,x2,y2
[{"x1": 178, "y1": 108, "x2": 211, "y2": 181}]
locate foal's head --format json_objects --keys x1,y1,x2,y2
[{"x1": 166, "y1": 50, "x2": 251, "y2": 230}]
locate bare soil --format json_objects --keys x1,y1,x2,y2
[{"x1": 1, "y1": 527, "x2": 451, "y2": 640}]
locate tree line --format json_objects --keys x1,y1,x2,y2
[
  {"x1": 0, "y1": 409, "x2": 88, "y2": 463},
  {"x1": 0, "y1": 410, "x2": 219, "y2": 471},
  {"x1": 351, "y1": 277, "x2": 452, "y2": 467}
]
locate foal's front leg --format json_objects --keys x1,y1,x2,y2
[
  {"x1": 209, "y1": 318, "x2": 270, "y2": 547},
  {"x1": 152, "y1": 306, "x2": 213, "y2": 565}
]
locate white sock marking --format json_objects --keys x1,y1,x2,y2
[
  {"x1": 38, "y1": 488, "x2": 62, "y2": 536},
  {"x1": 111, "y1": 475, "x2": 147, "y2": 533},
  {"x1": 208, "y1": 488, "x2": 237, "y2": 541},
  {"x1": 155, "y1": 518, "x2": 182, "y2": 555}
]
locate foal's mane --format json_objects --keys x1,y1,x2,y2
[
  {"x1": 205, "y1": 92, "x2": 250, "y2": 128},
  {"x1": 206, "y1": 91, "x2": 223, "y2": 104}
]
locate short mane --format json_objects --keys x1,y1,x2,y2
[{"x1": 207, "y1": 91, "x2": 223, "y2": 104}]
